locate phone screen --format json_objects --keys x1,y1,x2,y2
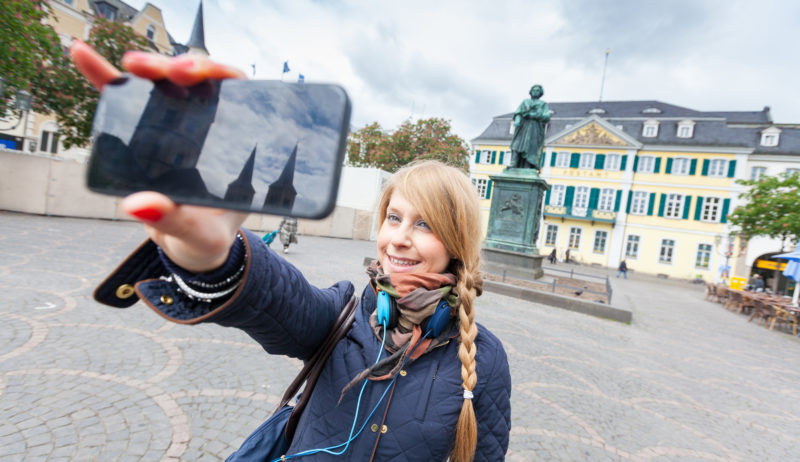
[{"x1": 87, "y1": 75, "x2": 351, "y2": 219}]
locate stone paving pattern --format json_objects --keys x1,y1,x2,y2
[{"x1": 1, "y1": 212, "x2": 799, "y2": 461}]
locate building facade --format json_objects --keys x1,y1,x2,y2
[
  {"x1": 472, "y1": 101, "x2": 800, "y2": 281},
  {"x1": 1, "y1": 0, "x2": 190, "y2": 162}
]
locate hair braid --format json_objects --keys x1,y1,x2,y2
[{"x1": 451, "y1": 266, "x2": 479, "y2": 462}]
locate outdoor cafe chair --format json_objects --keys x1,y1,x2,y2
[
  {"x1": 769, "y1": 304, "x2": 798, "y2": 336},
  {"x1": 739, "y1": 292, "x2": 756, "y2": 315},
  {"x1": 749, "y1": 298, "x2": 771, "y2": 326}
]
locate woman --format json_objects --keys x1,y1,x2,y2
[
  {"x1": 75, "y1": 42, "x2": 510, "y2": 461},
  {"x1": 278, "y1": 217, "x2": 298, "y2": 254}
]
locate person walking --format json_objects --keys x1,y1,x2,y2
[
  {"x1": 564, "y1": 248, "x2": 571, "y2": 264},
  {"x1": 617, "y1": 259, "x2": 628, "y2": 279},
  {"x1": 75, "y1": 38, "x2": 510, "y2": 462},
  {"x1": 548, "y1": 248, "x2": 557, "y2": 264},
  {"x1": 278, "y1": 217, "x2": 298, "y2": 254}
]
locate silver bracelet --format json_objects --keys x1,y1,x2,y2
[
  {"x1": 167, "y1": 272, "x2": 243, "y2": 303},
  {"x1": 186, "y1": 262, "x2": 246, "y2": 290}
]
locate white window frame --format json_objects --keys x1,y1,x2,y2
[
  {"x1": 593, "y1": 230, "x2": 608, "y2": 254},
  {"x1": 786, "y1": 168, "x2": 800, "y2": 177},
  {"x1": 701, "y1": 197, "x2": 721, "y2": 223},
  {"x1": 573, "y1": 186, "x2": 589, "y2": 215},
  {"x1": 750, "y1": 166, "x2": 766, "y2": 180},
  {"x1": 478, "y1": 150, "x2": 492, "y2": 164},
  {"x1": 604, "y1": 153, "x2": 621, "y2": 171},
  {"x1": 625, "y1": 235, "x2": 640, "y2": 259},
  {"x1": 659, "y1": 239, "x2": 675, "y2": 264},
  {"x1": 760, "y1": 127, "x2": 781, "y2": 147},
  {"x1": 146, "y1": 24, "x2": 157, "y2": 40},
  {"x1": 39, "y1": 129, "x2": 59, "y2": 154},
  {"x1": 550, "y1": 184, "x2": 566, "y2": 206},
  {"x1": 695, "y1": 243, "x2": 712, "y2": 269},
  {"x1": 630, "y1": 191, "x2": 649, "y2": 215},
  {"x1": 500, "y1": 150, "x2": 512, "y2": 166},
  {"x1": 708, "y1": 158, "x2": 728, "y2": 177},
  {"x1": 579, "y1": 152, "x2": 595, "y2": 170},
  {"x1": 638, "y1": 155, "x2": 655, "y2": 174},
  {"x1": 555, "y1": 151, "x2": 570, "y2": 168},
  {"x1": 598, "y1": 188, "x2": 615, "y2": 212},
  {"x1": 672, "y1": 157, "x2": 690, "y2": 175},
  {"x1": 545, "y1": 224, "x2": 558, "y2": 246},
  {"x1": 677, "y1": 120, "x2": 695, "y2": 138},
  {"x1": 664, "y1": 193, "x2": 684, "y2": 219},
  {"x1": 509, "y1": 121, "x2": 515, "y2": 135},
  {"x1": 642, "y1": 120, "x2": 659, "y2": 138},
  {"x1": 568, "y1": 227, "x2": 582, "y2": 250},
  {"x1": 472, "y1": 178, "x2": 488, "y2": 199}
]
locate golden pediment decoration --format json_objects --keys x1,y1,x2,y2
[{"x1": 556, "y1": 122, "x2": 626, "y2": 146}]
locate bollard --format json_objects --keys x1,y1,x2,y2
[
  {"x1": 552, "y1": 279, "x2": 556, "y2": 293},
  {"x1": 502, "y1": 269, "x2": 507, "y2": 283}
]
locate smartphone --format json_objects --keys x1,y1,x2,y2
[{"x1": 87, "y1": 74, "x2": 351, "y2": 219}]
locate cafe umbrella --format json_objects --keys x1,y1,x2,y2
[{"x1": 773, "y1": 245, "x2": 800, "y2": 306}]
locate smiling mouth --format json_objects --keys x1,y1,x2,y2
[{"x1": 388, "y1": 255, "x2": 420, "y2": 267}]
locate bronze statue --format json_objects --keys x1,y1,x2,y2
[{"x1": 510, "y1": 84, "x2": 550, "y2": 170}]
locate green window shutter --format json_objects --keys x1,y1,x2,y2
[
  {"x1": 475, "y1": 151, "x2": 481, "y2": 164},
  {"x1": 498, "y1": 151, "x2": 504, "y2": 165},
  {"x1": 545, "y1": 186, "x2": 551, "y2": 204},
  {"x1": 701, "y1": 159, "x2": 709, "y2": 176},
  {"x1": 633, "y1": 155, "x2": 639, "y2": 172},
  {"x1": 665, "y1": 157, "x2": 673, "y2": 174},
  {"x1": 491, "y1": 151, "x2": 497, "y2": 164},
  {"x1": 647, "y1": 192, "x2": 656, "y2": 215},
  {"x1": 570, "y1": 153, "x2": 580, "y2": 168},
  {"x1": 565, "y1": 186, "x2": 575, "y2": 207},
  {"x1": 721, "y1": 198, "x2": 731, "y2": 223},
  {"x1": 615, "y1": 190, "x2": 622, "y2": 212},
  {"x1": 550, "y1": 152, "x2": 557, "y2": 167},
  {"x1": 694, "y1": 196, "x2": 704, "y2": 220},
  {"x1": 689, "y1": 159, "x2": 698, "y2": 175},
  {"x1": 620, "y1": 155, "x2": 628, "y2": 171},
  {"x1": 657, "y1": 193, "x2": 666, "y2": 217},
  {"x1": 589, "y1": 188, "x2": 599, "y2": 209},
  {"x1": 486, "y1": 179, "x2": 493, "y2": 199},
  {"x1": 654, "y1": 157, "x2": 662, "y2": 174},
  {"x1": 683, "y1": 195, "x2": 692, "y2": 219},
  {"x1": 595, "y1": 154, "x2": 605, "y2": 170},
  {"x1": 626, "y1": 191, "x2": 633, "y2": 213},
  {"x1": 727, "y1": 160, "x2": 736, "y2": 178}
]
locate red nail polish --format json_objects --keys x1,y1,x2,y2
[{"x1": 130, "y1": 208, "x2": 163, "y2": 222}]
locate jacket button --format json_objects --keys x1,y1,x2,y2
[
  {"x1": 116, "y1": 284, "x2": 135, "y2": 299},
  {"x1": 370, "y1": 424, "x2": 378, "y2": 432},
  {"x1": 381, "y1": 425, "x2": 388, "y2": 434},
  {"x1": 399, "y1": 370, "x2": 407, "y2": 376},
  {"x1": 160, "y1": 295, "x2": 174, "y2": 305}
]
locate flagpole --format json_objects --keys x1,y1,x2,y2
[{"x1": 599, "y1": 48, "x2": 610, "y2": 102}]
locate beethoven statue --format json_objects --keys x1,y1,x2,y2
[{"x1": 510, "y1": 84, "x2": 550, "y2": 170}]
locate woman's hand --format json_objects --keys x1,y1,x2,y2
[{"x1": 71, "y1": 41, "x2": 249, "y2": 272}]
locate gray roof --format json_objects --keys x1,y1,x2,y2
[{"x1": 473, "y1": 100, "x2": 798, "y2": 155}]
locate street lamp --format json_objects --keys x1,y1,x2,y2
[{"x1": 0, "y1": 78, "x2": 34, "y2": 132}]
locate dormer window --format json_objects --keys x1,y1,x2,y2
[
  {"x1": 642, "y1": 120, "x2": 659, "y2": 138},
  {"x1": 642, "y1": 107, "x2": 662, "y2": 114},
  {"x1": 589, "y1": 108, "x2": 606, "y2": 115},
  {"x1": 509, "y1": 121, "x2": 514, "y2": 135},
  {"x1": 95, "y1": 1, "x2": 118, "y2": 20},
  {"x1": 760, "y1": 127, "x2": 781, "y2": 147},
  {"x1": 146, "y1": 24, "x2": 156, "y2": 40},
  {"x1": 677, "y1": 120, "x2": 695, "y2": 138}
]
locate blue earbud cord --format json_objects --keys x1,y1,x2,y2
[{"x1": 274, "y1": 324, "x2": 430, "y2": 461}]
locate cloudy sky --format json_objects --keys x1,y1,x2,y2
[{"x1": 127, "y1": 0, "x2": 800, "y2": 142}]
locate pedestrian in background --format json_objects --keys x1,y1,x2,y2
[
  {"x1": 617, "y1": 259, "x2": 628, "y2": 279},
  {"x1": 278, "y1": 217, "x2": 298, "y2": 254},
  {"x1": 564, "y1": 248, "x2": 571, "y2": 264},
  {"x1": 548, "y1": 248, "x2": 557, "y2": 264}
]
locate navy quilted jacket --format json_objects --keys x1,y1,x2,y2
[{"x1": 95, "y1": 229, "x2": 511, "y2": 461}]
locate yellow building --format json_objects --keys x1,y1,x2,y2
[
  {"x1": 471, "y1": 101, "x2": 779, "y2": 280},
  {"x1": 1, "y1": 0, "x2": 201, "y2": 161}
]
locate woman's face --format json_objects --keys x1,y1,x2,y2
[{"x1": 377, "y1": 190, "x2": 451, "y2": 275}]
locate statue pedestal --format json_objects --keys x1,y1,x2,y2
[{"x1": 482, "y1": 168, "x2": 549, "y2": 280}]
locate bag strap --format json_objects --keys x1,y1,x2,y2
[{"x1": 278, "y1": 294, "x2": 360, "y2": 440}]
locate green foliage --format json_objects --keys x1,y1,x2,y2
[
  {"x1": 0, "y1": 0, "x2": 62, "y2": 117},
  {"x1": 347, "y1": 118, "x2": 469, "y2": 173},
  {"x1": 34, "y1": 18, "x2": 149, "y2": 148},
  {"x1": 729, "y1": 172, "x2": 800, "y2": 249}
]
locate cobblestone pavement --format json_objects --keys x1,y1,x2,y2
[{"x1": 1, "y1": 212, "x2": 799, "y2": 461}]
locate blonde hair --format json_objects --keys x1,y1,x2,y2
[{"x1": 378, "y1": 160, "x2": 482, "y2": 462}]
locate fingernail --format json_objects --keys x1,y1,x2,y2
[{"x1": 130, "y1": 208, "x2": 164, "y2": 222}]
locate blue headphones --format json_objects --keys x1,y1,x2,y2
[{"x1": 376, "y1": 290, "x2": 452, "y2": 337}]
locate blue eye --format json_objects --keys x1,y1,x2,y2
[
  {"x1": 387, "y1": 213, "x2": 401, "y2": 223},
  {"x1": 416, "y1": 220, "x2": 431, "y2": 230}
]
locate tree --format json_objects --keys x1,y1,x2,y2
[
  {"x1": 347, "y1": 117, "x2": 469, "y2": 173},
  {"x1": 728, "y1": 172, "x2": 800, "y2": 250},
  {"x1": 0, "y1": 0, "x2": 63, "y2": 117},
  {"x1": 33, "y1": 17, "x2": 150, "y2": 148},
  {"x1": 728, "y1": 172, "x2": 800, "y2": 291}
]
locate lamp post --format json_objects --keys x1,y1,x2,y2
[{"x1": 1, "y1": 79, "x2": 34, "y2": 151}]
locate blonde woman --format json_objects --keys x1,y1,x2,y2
[{"x1": 76, "y1": 42, "x2": 510, "y2": 461}]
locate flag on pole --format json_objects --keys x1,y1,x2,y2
[
  {"x1": 298, "y1": 74, "x2": 304, "y2": 83},
  {"x1": 282, "y1": 61, "x2": 290, "y2": 73}
]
